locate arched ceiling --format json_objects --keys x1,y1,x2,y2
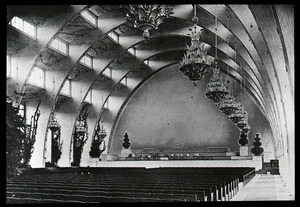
[{"x1": 7, "y1": 4, "x2": 294, "y2": 165}]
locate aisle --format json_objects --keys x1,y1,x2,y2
[{"x1": 231, "y1": 174, "x2": 294, "y2": 201}]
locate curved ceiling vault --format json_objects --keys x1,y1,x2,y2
[{"x1": 6, "y1": 4, "x2": 294, "y2": 167}]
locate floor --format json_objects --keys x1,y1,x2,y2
[{"x1": 231, "y1": 174, "x2": 294, "y2": 201}]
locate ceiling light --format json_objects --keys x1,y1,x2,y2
[
  {"x1": 205, "y1": 62, "x2": 229, "y2": 103},
  {"x1": 228, "y1": 103, "x2": 244, "y2": 124},
  {"x1": 124, "y1": 4, "x2": 173, "y2": 38},
  {"x1": 179, "y1": 5, "x2": 212, "y2": 86},
  {"x1": 219, "y1": 93, "x2": 239, "y2": 115}
]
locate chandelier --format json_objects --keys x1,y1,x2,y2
[
  {"x1": 124, "y1": 4, "x2": 173, "y2": 38},
  {"x1": 179, "y1": 27, "x2": 213, "y2": 86},
  {"x1": 219, "y1": 93, "x2": 239, "y2": 115},
  {"x1": 236, "y1": 110, "x2": 247, "y2": 127},
  {"x1": 241, "y1": 124, "x2": 251, "y2": 134},
  {"x1": 205, "y1": 64, "x2": 229, "y2": 103},
  {"x1": 228, "y1": 103, "x2": 244, "y2": 123},
  {"x1": 237, "y1": 119, "x2": 248, "y2": 129},
  {"x1": 48, "y1": 112, "x2": 60, "y2": 132},
  {"x1": 179, "y1": 5, "x2": 212, "y2": 86}
]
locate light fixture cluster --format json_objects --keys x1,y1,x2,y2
[
  {"x1": 228, "y1": 104, "x2": 244, "y2": 124},
  {"x1": 220, "y1": 86, "x2": 251, "y2": 135},
  {"x1": 205, "y1": 61, "x2": 229, "y2": 102},
  {"x1": 179, "y1": 26, "x2": 213, "y2": 86},
  {"x1": 123, "y1": 4, "x2": 252, "y2": 146},
  {"x1": 124, "y1": 4, "x2": 173, "y2": 38},
  {"x1": 219, "y1": 94, "x2": 239, "y2": 116}
]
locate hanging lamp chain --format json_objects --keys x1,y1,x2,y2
[
  {"x1": 226, "y1": 13, "x2": 229, "y2": 78},
  {"x1": 234, "y1": 75, "x2": 236, "y2": 97},
  {"x1": 215, "y1": 5, "x2": 218, "y2": 59},
  {"x1": 192, "y1": 4, "x2": 199, "y2": 25}
]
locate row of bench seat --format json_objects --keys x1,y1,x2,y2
[{"x1": 6, "y1": 167, "x2": 255, "y2": 203}]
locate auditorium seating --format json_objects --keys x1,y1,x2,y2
[{"x1": 6, "y1": 167, "x2": 255, "y2": 203}]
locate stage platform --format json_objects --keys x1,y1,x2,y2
[{"x1": 89, "y1": 156, "x2": 263, "y2": 171}]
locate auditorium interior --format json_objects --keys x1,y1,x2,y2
[{"x1": 6, "y1": 4, "x2": 294, "y2": 203}]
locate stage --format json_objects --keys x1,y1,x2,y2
[{"x1": 89, "y1": 155, "x2": 263, "y2": 171}]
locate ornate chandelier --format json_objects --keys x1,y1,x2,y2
[
  {"x1": 228, "y1": 103, "x2": 244, "y2": 123},
  {"x1": 179, "y1": 27, "x2": 213, "y2": 86},
  {"x1": 124, "y1": 4, "x2": 173, "y2": 38},
  {"x1": 237, "y1": 119, "x2": 248, "y2": 129},
  {"x1": 219, "y1": 93, "x2": 239, "y2": 115},
  {"x1": 241, "y1": 124, "x2": 251, "y2": 134},
  {"x1": 204, "y1": 5, "x2": 228, "y2": 103},
  {"x1": 179, "y1": 5, "x2": 212, "y2": 87},
  {"x1": 48, "y1": 112, "x2": 60, "y2": 132},
  {"x1": 205, "y1": 64, "x2": 229, "y2": 103},
  {"x1": 236, "y1": 110, "x2": 247, "y2": 128}
]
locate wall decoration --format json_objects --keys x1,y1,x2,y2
[
  {"x1": 48, "y1": 112, "x2": 62, "y2": 166},
  {"x1": 72, "y1": 108, "x2": 89, "y2": 166},
  {"x1": 21, "y1": 100, "x2": 41, "y2": 167},
  {"x1": 89, "y1": 118, "x2": 107, "y2": 158}
]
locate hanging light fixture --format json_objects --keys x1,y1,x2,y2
[
  {"x1": 205, "y1": 64, "x2": 229, "y2": 103},
  {"x1": 205, "y1": 5, "x2": 229, "y2": 102},
  {"x1": 237, "y1": 119, "x2": 248, "y2": 129},
  {"x1": 48, "y1": 112, "x2": 61, "y2": 132},
  {"x1": 179, "y1": 5, "x2": 212, "y2": 86},
  {"x1": 241, "y1": 124, "x2": 251, "y2": 134},
  {"x1": 124, "y1": 4, "x2": 173, "y2": 38},
  {"x1": 236, "y1": 111, "x2": 248, "y2": 129},
  {"x1": 219, "y1": 93, "x2": 239, "y2": 116},
  {"x1": 228, "y1": 103, "x2": 244, "y2": 123}
]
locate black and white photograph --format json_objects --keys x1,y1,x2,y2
[{"x1": 6, "y1": 4, "x2": 294, "y2": 204}]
